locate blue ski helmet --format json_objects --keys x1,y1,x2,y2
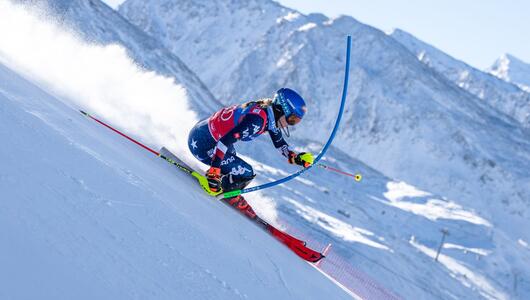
[{"x1": 273, "y1": 88, "x2": 307, "y2": 124}]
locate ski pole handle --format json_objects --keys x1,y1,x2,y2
[{"x1": 317, "y1": 163, "x2": 362, "y2": 182}]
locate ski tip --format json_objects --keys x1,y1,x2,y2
[
  {"x1": 79, "y1": 110, "x2": 88, "y2": 116},
  {"x1": 309, "y1": 253, "x2": 325, "y2": 263}
]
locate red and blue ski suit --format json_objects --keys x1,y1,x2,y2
[{"x1": 188, "y1": 102, "x2": 291, "y2": 188}]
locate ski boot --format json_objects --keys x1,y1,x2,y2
[
  {"x1": 221, "y1": 174, "x2": 257, "y2": 219},
  {"x1": 225, "y1": 195, "x2": 257, "y2": 219}
]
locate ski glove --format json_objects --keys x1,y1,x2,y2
[
  {"x1": 288, "y1": 151, "x2": 314, "y2": 168},
  {"x1": 206, "y1": 167, "x2": 222, "y2": 193}
]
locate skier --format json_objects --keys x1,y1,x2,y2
[{"x1": 188, "y1": 88, "x2": 314, "y2": 218}]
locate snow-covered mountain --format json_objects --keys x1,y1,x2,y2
[
  {"x1": 119, "y1": 0, "x2": 530, "y2": 235},
  {"x1": 390, "y1": 29, "x2": 530, "y2": 128},
  {"x1": 118, "y1": 1, "x2": 530, "y2": 298},
  {"x1": 489, "y1": 53, "x2": 530, "y2": 92},
  {"x1": 117, "y1": 0, "x2": 530, "y2": 193}
]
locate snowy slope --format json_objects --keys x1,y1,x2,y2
[
  {"x1": 0, "y1": 61, "x2": 352, "y2": 300},
  {"x1": 390, "y1": 29, "x2": 530, "y2": 128},
  {"x1": 0, "y1": 2, "x2": 364, "y2": 298},
  {"x1": 489, "y1": 54, "x2": 530, "y2": 92},
  {"x1": 0, "y1": 2, "x2": 353, "y2": 295}
]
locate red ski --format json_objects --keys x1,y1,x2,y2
[
  {"x1": 159, "y1": 147, "x2": 325, "y2": 263},
  {"x1": 265, "y1": 221, "x2": 324, "y2": 262},
  {"x1": 79, "y1": 111, "x2": 325, "y2": 263}
]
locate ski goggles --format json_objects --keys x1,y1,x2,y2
[{"x1": 286, "y1": 114, "x2": 302, "y2": 126}]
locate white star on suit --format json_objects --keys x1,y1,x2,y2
[{"x1": 191, "y1": 139, "x2": 198, "y2": 149}]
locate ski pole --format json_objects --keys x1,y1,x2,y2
[
  {"x1": 80, "y1": 110, "x2": 160, "y2": 156},
  {"x1": 317, "y1": 163, "x2": 362, "y2": 182},
  {"x1": 79, "y1": 110, "x2": 220, "y2": 195}
]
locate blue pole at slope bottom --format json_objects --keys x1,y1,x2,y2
[{"x1": 236, "y1": 36, "x2": 352, "y2": 196}]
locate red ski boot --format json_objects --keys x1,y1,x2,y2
[{"x1": 225, "y1": 195, "x2": 257, "y2": 219}]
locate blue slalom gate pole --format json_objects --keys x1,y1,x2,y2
[{"x1": 222, "y1": 36, "x2": 352, "y2": 198}]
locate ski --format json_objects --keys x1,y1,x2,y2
[
  {"x1": 79, "y1": 110, "x2": 324, "y2": 263},
  {"x1": 160, "y1": 147, "x2": 325, "y2": 263}
]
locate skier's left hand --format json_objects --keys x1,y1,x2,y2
[
  {"x1": 205, "y1": 167, "x2": 222, "y2": 193},
  {"x1": 288, "y1": 151, "x2": 314, "y2": 168}
]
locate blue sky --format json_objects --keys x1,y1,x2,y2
[{"x1": 104, "y1": 0, "x2": 529, "y2": 70}]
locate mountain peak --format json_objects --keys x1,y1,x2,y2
[
  {"x1": 388, "y1": 28, "x2": 412, "y2": 38},
  {"x1": 306, "y1": 12, "x2": 329, "y2": 24},
  {"x1": 489, "y1": 53, "x2": 530, "y2": 91},
  {"x1": 489, "y1": 53, "x2": 512, "y2": 80}
]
